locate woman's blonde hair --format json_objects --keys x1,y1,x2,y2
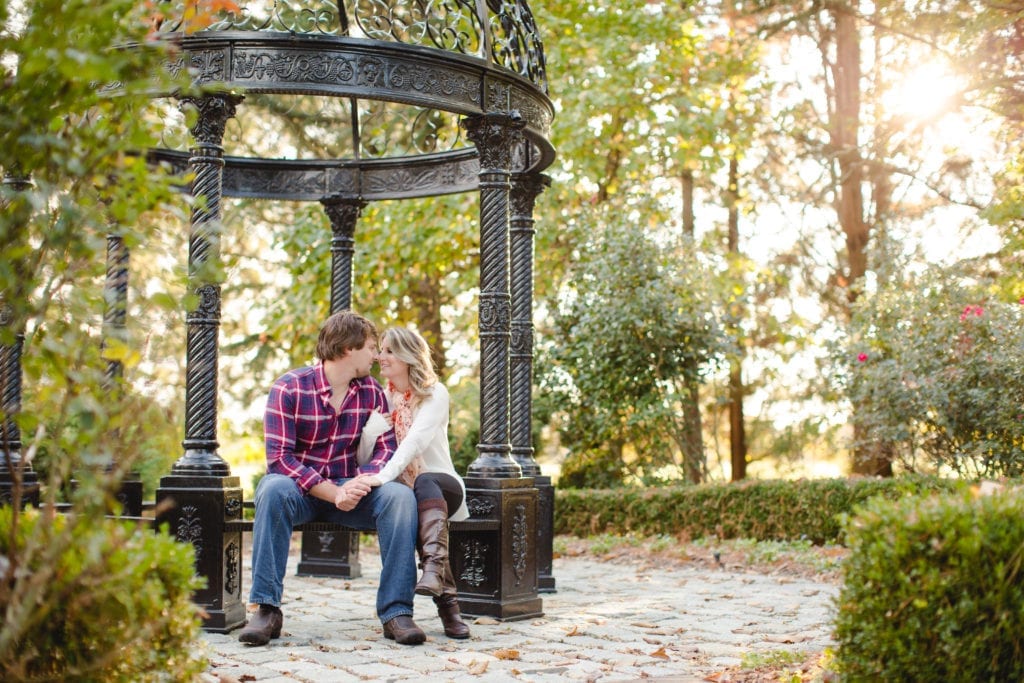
[{"x1": 381, "y1": 327, "x2": 437, "y2": 399}]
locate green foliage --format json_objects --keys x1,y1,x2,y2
[
  {"x1": 740, "y1": 649, "x2": 807, "y2": 669},
  {"x1": 834, "y1": 487, "x2": 1024, "y2": 681},
  {"x1": 1, "y1": 0, "x2": 188, "y2": 498},
  {"x1": 2, "y1": 1, "x2": 208, "y2": 678},
  {"x1": 0, "y1": 507, "x2": 206, "y2": 681},
  {"x1": 447, "y1": 376, "x2": 480, "y2": 476},
  {"x1": 537, "y1": 215, "x2": 732, "y2": 487},
  {"x1": 554, "y1": 475, "x2": 962, "y2": 544},
  {"x1": 835, "y1": 270, "x2": 1024, "y2": 477}
]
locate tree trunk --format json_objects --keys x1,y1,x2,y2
[
  {"x1": 408, "y1": 275, "x2": 447, "y2": 379},
  {"x1": 831, "y1": 7, "x2": 868, "y2": 301},
  {"x1": 827, "y1": 7, "x2": 891, "y2": 476},
  {"x1": 725, "y1": 155, "x2": 747, "y2": 481},
  {"x1": 680, "y1": 169, "x2": 705, "y2": 483}
]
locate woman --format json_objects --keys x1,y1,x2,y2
[{"x1": 366, "y1": 326, "x2": 471, "y2": 640}]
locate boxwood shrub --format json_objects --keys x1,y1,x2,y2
[
  {"x1": 0, "y1": 507, "x2": 207, "y2": 682},
  {"x1": 554, "y1": 475, "x2": 962, "y2": 544},
  {"x1": 833, "y1": 487, "x2": 1024, "y2": 681}
]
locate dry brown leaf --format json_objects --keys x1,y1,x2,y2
[
  {"x1": 764, "y1": 633, "x2": 812, "y2": 643},
  {"x1": 565, "y1": 624, "x2": 583, "y2": 636},
  {"x1": 473, "y1": 617, "x2": 501, "y2": 625},
  {"x1": 649, "y1": 646, "x2": 670, "y2": 660},
  {"x1": 467, "y1": 660, "x2": 489, "y2": 675},
  {"x1": 493, "y1": 649, "x2": 520, "y2": 660}
]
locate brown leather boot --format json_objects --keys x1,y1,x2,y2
[
  {"x1": 382, "y1": 615, "x2": 426, "y2": 645},
  {"x1": 434, "y1": 564, "x2": 470, "y2": 639},
  {"x1": 238, "y1": 604, "x2": 283, "y2": 646},
  {"x1": 414, "y1": 501, "x2": 449, "y2": 597}
]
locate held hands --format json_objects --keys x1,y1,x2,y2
[{"x1": 334, "y1": 476, "x2": 373, "y2": 511}]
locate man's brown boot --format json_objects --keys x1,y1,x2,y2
[
  {"x1": 414, "y1": 501, "x2": 449, "y2": 597},
  {"x1": 382, "y1": 615, "x2": 426, "y2": 645},
  {"x1": 238, "y1": 605, "x2": 283, "y2": 646}
]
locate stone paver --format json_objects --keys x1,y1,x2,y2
[{"x1": 202, "y1": 542, "x2": 838, "y2": 682}]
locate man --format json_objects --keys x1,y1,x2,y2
[{"x1": 238, "y1": 311, "x2": 425, "y2": 646}]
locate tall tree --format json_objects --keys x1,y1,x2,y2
[
  {"x1": 738, "y1": 0, "x2": 1009, "y2": 474},
  {"x1": 534, "y1": 0, "x2": 768, "y2": 480}
]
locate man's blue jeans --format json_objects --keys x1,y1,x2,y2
[{"x1": 248, "y1": 474, "x2": 419, "y2": 624}]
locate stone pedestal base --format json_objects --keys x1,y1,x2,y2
[
  {"x1": 156, "y1": 474, "x2": 246, "y2": 633},
  {"x1": 450, "y1": 476, "x2": 543, "y2": 621},
  {"x1": 296, "y1": 529, "x2": 362, "y2": 578},
  {"x1": 534, "y1": 475, "x2": 556, "y2": 593}
]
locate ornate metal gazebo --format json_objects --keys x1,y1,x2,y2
[{"x1": 132, "y1": 1, "x2": 558, "y2": 632}]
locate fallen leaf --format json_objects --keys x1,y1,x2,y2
[
  {"x1": 473, "y1": 617, "x2": 501, "y2": 625},
  {"x1": 565, "y1": 624, "x2": 584, "y2": 636},
  {"x1": 493, "y1": 649, "x2": 520, "y2": 660},
  {"x1": 649, "y1": 647, "x2": 670, "y2": 660},
  {"x1": 468, "y1": 660, "x2": 489, "y2": 675}
]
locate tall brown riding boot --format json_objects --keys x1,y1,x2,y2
[
  {"x1": 434, "y1": 563, "x2": 470, "y2": 639},
  {"x1": 414, "y1": 501, "x2": 449, "y2": 597}
]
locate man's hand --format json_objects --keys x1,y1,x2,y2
[
  {"x1": 334, "y1": 477, "x2": 372, "y2": 511},
  {"x1": 362, "y1": 475, "x2": 382, "y2": 487}
]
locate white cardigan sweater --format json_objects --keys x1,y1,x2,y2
[{"x1": 375, "y1": 382, "x2": 469, "y2": 521}]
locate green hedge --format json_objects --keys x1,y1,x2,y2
[
  {"x1": 554, "y1": 475, "x2": 963, "y2": 544},
  {"x1": 834, "y1": 487, "x2": 1024, "y2": 681}
]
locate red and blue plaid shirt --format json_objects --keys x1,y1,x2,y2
[{"x1": 264, "y1": 363, "x2": 397, "y2": 493}]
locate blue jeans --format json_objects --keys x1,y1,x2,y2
[{"x1": 248, "y1": 474, "x2": 418, "y2": 624}]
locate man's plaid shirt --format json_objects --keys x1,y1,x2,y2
[{"x1": 264, "y1": 363, "x2": 397, "y2": 493}]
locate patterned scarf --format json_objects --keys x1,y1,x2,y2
[
  {"x1": 388, "y1": 382, "x2": 415, "y2": 443},
  {"x1": 387, "y1": 381, "x2": 424, "y2": 486}
]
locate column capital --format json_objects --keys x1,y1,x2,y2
[
  {"x1": 178, "y1": 93, "x2": 243, "y2": 147},
  {"x1": 463, "y1": 112, "x2": 527, "y2": 171},
  {"x1": 321, "y1": 196, "x2": 366, "y2": 236},
  {"x1": 510, "y1": 173, "x2": 551, "y2": 221}
]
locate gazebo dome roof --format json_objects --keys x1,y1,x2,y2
[{"x1": 146, "y1": 0, "x2": 555, "y2": 202}]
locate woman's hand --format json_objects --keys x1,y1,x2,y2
[{"x1": 334, "y1": 477, "x2": 372, "y2": 511}]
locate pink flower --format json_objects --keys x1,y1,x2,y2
[
  {"x1": 857, "y1": 352, "x2": 868, "y2": 363},
  {"x1": 961, "y1": 304, "x2": 984, "y2": 321},
  {"x1": 1019, "y1": 297, "x2": 1024, "y2": 305}
]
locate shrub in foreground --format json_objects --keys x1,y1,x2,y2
[
  {"x1": 0, "y1": 507, "x2": 207, "y2": 682},
  {"x1": 834, "y1": 487, "x2": 1024, "y2": 681}
]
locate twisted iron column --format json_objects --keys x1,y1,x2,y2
[
  {"x1": 296, "y1": 196, "x2": 367, "y2": 579},
  {"x1": 450, "y1": 113, "x2": 541, "y2": 620},
  {"x1": 173, "y1": 94, "x2": 240, "y2": 475},
  {"x1": 508, "y1": 171, "x2": 548, "y2": 477},
  {"x1": 324, "y1": 197, "x2": 365, "y2": 315},
  {"x1": 0, "y1": 172, "x2": 39, "y2": 506},
  {"x1": 102, "y1": 233, "x2": 129, "y2": 389},
  {"x1": 509, "y1": 170, "x2": 557, "y2": 593},
  {"x1": 156, "y1": 94, "x2": 246, "y2": 634},
  {"x1": 464, "y1": 113, "x2": 524, "y2": 479},
  {"x1": 101, "y1": 230, "x2": 142, "y2": 516}
]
